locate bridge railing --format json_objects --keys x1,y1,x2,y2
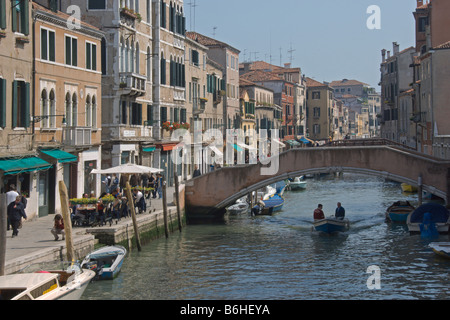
[{"x1": 323, "y1": 138, "x2": 416, "y2": 150}]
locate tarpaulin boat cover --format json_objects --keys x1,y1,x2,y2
[{"x1": 410, "y1": 203, "x2": 449, "y2": 223}]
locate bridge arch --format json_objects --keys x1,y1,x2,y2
[{"x1": 184, "y1": 146, "x2": 450, "y2": 219}]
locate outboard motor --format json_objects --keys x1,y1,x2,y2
[{"x1": 420, "y1": 212, "x2": 439, "y2": 239}]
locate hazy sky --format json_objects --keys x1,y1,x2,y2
[{"x1": 187, "y1": 0, "x2": 418, "y2": 90}]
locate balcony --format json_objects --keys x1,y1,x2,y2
[
  {"x1": 193, "y1": 98, "x2": 206, "y2": 116},
  {"x1": 213, "y1": 90, "x2": 222, "y2": 105},
  {"x1": 63, "y1": 127, "x2": 92, "y2": 146},
  {"x1": 119, "y1": 72, "x2": 146, "y2": 96}
]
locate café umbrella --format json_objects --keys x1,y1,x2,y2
[{"x1": 90, "y1": 163, "x2": 164, "y2": 175}]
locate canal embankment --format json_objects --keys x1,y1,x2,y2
[{"x1": 3, "y1": 185, "x2": 185, "y2": 275}]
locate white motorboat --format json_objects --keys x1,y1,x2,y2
[
  {"x1": 0, "y1": 261, "x2": 95, "y2": 300},
  {"x1": 289, "y1": 177, "x2": 307, "y2": 190},
  {"x1": 81, "y1": 245, "x2": 127, "y2": 280},
  {"x1": 226, "y1": 197, "x2": 249, "y2": 215},
  {"x1": 429, "y1": 242, "x2": 450, "y2": 259}
]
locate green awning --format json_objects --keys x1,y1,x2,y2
[
  {"x1": 143, "y1": 147, "x2": 156, "y2": 152},
  {"x1": 0, "y1": 157, "x2": 52, "y2": 175},
  {"x1": 40, "y1": 149, "x2": 77, "y2": 163}
]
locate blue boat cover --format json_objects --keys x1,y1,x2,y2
[{"x1": 410, "y1": 203, "x2": 449, "y2": 223}]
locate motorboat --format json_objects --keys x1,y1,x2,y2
[
  {"x1": 226, "y1": 197, "x2": 249, "y2": 215},
  {"x1": 401, "y1": 183, "x2": 418, "y2": 193},
  {"x1": 289, "y1": 176, "x2": 307, "y2": 190},
  {"x1": 0, "y1": 261, "x2": 95, "y2": 300},
  {"x1": 313, "y1": 217, "x2": 350, "y2": 234},
  {"x1": 81, "y1": 245, "x2": 127, "y2": 280},
  {"x1": 251, "y1": 194, "x2": 284, "y2": 216},
  {"x1": 429, "y1": 242, "x2": 450, "y2": 259},
  {"x1": 407, "y1": 203, "x2": 450, "y2": 235},
  {"x1": 385, "y1": 201, "x2": 415, "y2": 223}
]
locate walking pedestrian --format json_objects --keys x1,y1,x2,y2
[
  {"x1": 156, "y1": 173, "x2": 163, "y2": 199},
  {"x1": 51, "y1": 214, "x2": 65, "y2": 241},
  {"x1": 5, "y1": 184, "x2": 19, "y2": 231},
  {"x1": 7, "y1": 196, "x2": 27, "y2": 238}
]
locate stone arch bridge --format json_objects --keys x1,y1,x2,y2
[{"x1": 184, "y1": 143, "x2": 450, "y2": 219}]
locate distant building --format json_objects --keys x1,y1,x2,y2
[{"x1": 305, "y1": 77, "x2": 334, "y2": 142}]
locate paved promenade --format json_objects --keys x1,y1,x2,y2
[{"x1": 3, "y1": 187, "x2": 175, "y2": 274}]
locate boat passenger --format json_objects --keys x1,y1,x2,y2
[
  {"x1": 335, "y1": 202, "x2": 345, "y2": 220},
  {"x1": 314, "y1": 204, "x2": 325, "y2": 220}
]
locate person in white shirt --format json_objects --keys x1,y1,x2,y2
[
  {"x1": 133, "y1": 189, "x2": 146, "y2": 213},
  {"x1": 6, "y1": 184, "x2": 19, "y2": 231}
]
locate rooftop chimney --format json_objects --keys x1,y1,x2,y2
[
  {"x1": 387, "y1": 51, "x2": 391, "y2": 59},
  {"x1": 382, "y1": 49, "x2": 386, "y2": 62},
  {"x1": 417, "y1": 0, "x2": 424, "y2": 8},
  {"x1": 393, "y1": 42, "x2": 400, "y2": 55},
  {"x1": 284, "y1": 63, "x2": 291, "y2": 69}
]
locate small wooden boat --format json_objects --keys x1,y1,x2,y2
[
  {"x1": 429, "y1": 242, "x2": 450, "y2": 259},
  {"x1": 289, "y1": 177, "x2": 307, "y2": 190},
  {"x1": 0, "y1": 261, "x2": 95, "y2": 300},
  {"x1": 81, "y1": 245, "x2": 127, "y2": 280},
  {"x1": 401, "y1": 183, "x2": 418, "y2": 193},
  {"x1": 407, "y1": 203, "x2": 450, "y2": 235},
  {"x1": 385, "y1": 201, "x2": 415, "y2": 223},
  {"x1": 313, "y1": 218, "x2": 350, "y2": 234},
  {"x1": 226, "y1": 198, "x2": 249, "y2": 215},
  {"x1": 251, "y1": 194, "x2": 284, "y2": 216}
]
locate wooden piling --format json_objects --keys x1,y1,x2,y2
[
  {"x1": 125, "y1": 182, "x2": 141, "y2": 251},
  {"x1": 58, "y1": 181, "x2": 75, "y2": 262},
  {"x1": 162, "y1": 180, "x2": 169, "y2": 238},
  {"x1": 0, "y1": 194, "x2": 6, "y2": 276},
  {"x1": 173, "y1": 166, "x2": 182, "y2": 232}
]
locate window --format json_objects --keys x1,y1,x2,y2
[
  {"x1": 0, "y1": 0, "x2": 6, "y2": 30},
  {"x1": 12, "y1": 80, "x2": 30, "y2": 128},
  {"x1": 313, "y1": 124, "x2": 320, "y2": 134},
  {"x1": 41, "y1": 28, "x2": 55, "y2": 62},
  {"x1": 88, "y1": 0, "x2": 106, "y2": 10},
  {"x1": 0, "y1": 78, "x2": 6, "y2": 127},
  {"x1": 160, "y1": 54, "x2": 166, "y2": 85},
  {"x1": 12, "y1": 0, "x2": 29, "y2": 35},
  {"x1": 86, "y1": 42, "x2": 97, "y2": 71},
  {"x1": 312, "y1": 92, "x2": 320, "y2": 99},
  {"x1": 131, "y1": 103, "x2": 142, "y2": 125},
  {"x1": 85, "y1": 95, "x2": 92, "y2": 127},
  {"x1": 65, "y1": 35, "x2": 78, "y2": 66},
  {"x1": 313, "y1": 107, "x2": 320, "y2": 117},
  {"x1": 418, "y1": 17, "x2": 428, "y2": 33}
]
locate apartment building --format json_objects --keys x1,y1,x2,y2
[
  {"x1": 239, "y1": 78, "x2": 282, "y2": 138},
  {"x1": 379, "y1": 43, "x2": 415, "y2": 143},
  {"x1": 305, "y1": 77, "x2": 334, "y2": 142},
  {"x1": 186, "y1": 32, "x2": 240, "y2": 135},
  {"x1": 33, "y1": 2, "x2": 103, "y2": 216}
]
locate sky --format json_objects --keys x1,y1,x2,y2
[{"x1": 187, "y1": 0, "x2": 418, "y2": 90}]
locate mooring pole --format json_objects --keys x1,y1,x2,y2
[
  {"x1": 125, "y1": 182, "x2": 141, "y2": 251},
  {"x1": 58, "y1": 181, "x2": 75, "y2": 262},
  {"x1": 173, "y1": 165, "x2": 182, "y2": 232},
  {"x1": 418, "y1": 175, "x2": 423, "y2": 206},
  {"x1": 162, "y1": 180, "x2": 169, "y2": 238},
  {"x1": 0, "y1": 194, "x2": 6, "y2": 276}
]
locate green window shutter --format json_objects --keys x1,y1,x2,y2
[
  {"x1": 41, "y1": 29, "x2": 48, "y2": 60},
  {"x1": 0, "y1": 0, "x2": 6, "y2": 29},
  {"x1": 49, "y1": 31, "x2": 55, "y2": 62},
  {"x1": 12, "y1": 2, "x2": 17, "y2": 32},
  {"x1": 65, "y1": 36, "x2": 71, "y2": 65},
  {"x1": 72, "y1": 38, "x2": 77, "y2": 66},
  {"x1": 21, "y1": 0, "x2": 29, "y2": 35},
  {"x1": 12, "y1": 81, "x2": 17, "y2": 128},
  {"x1": 22, "y1": 82, "x2": 30, "y2": 127},
  {"x1": 86, "y1": 43, "x2": 91, "y2": 69},
  {"x1": 92, "y1": 44, "x2": 97, "y2": 70},
  {"x1": 0, "y1": 79, "x2": 5, "y2": 127}
]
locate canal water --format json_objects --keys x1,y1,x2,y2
[{"x1": 82, "y1": 173, "x2": 450, "y2": 300}]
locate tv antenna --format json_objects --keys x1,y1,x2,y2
[
  {"x1": 288, "y1": 43, "x2": 296, "y2": 65},
  {"x1": 187, "y1": 0, "x2": 198, "y2": 31}
]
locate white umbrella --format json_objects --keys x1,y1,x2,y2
[{"x1": 90, "y1": 163, "x2": 164, "y2": 175}]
